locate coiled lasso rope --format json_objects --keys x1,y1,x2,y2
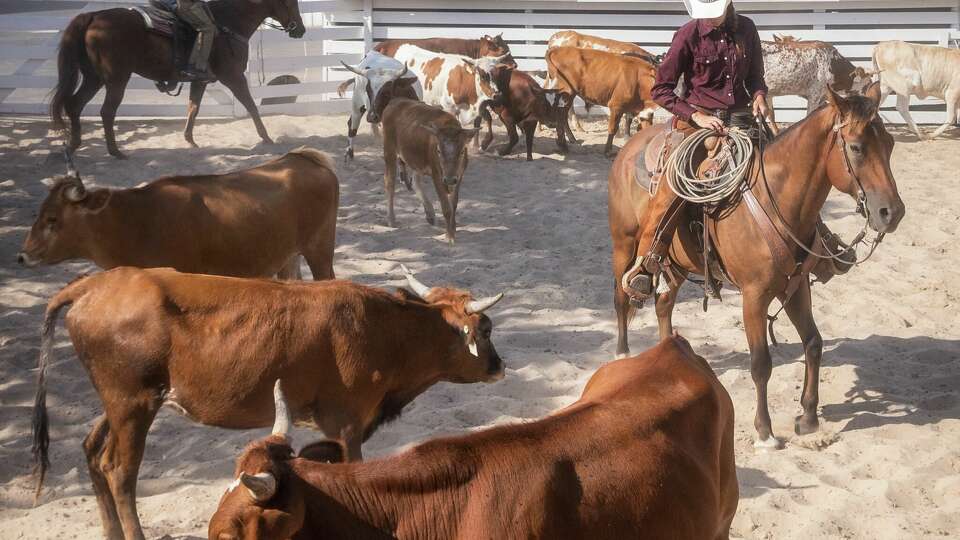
[{"x1": 665, "y1": 128, "x2": 754, "y2": 204}]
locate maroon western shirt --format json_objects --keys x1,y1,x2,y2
[{"x1": 652, "y1": 15, "x2": 768, "y2": 121}]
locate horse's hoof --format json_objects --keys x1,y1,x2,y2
[
  {"x1": 186, "y1": 140, "x2": 199, "y2": 149},
  {"x1": 794, "y1": 415, "x2": 820, "y2": 436},
  {"x1": 109, "y1": 149, "x2": 128, "y2": 160},
  {"x1": 753, "y1": 435, "x2": 783, "y2": 450}
]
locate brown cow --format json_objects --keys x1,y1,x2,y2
[
  {"x1": 18, "y1": 148, "x2": 338, "y2": 280},
  {"x1": 480, "y1": 66, "x2": 572, "y2": 161},
  {"x1": 375, "y1": 34, "x2": 516, "y2": 67},
  {"x1": 209, "y1": 334, "x2": 738, "y2": 540},
  {"x1": 546, "y1": 46, "x2": 658, "y2": 157},
  {"x1": 382, "y1": 98, "x2": 478, "y2": 244},
  {"x1": 31, "y1": 265, "x2": 505, "y2": 540}
]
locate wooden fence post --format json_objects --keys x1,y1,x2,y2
[{"x1": 363, "y1": 0, "x2": 373, "y2": 53}]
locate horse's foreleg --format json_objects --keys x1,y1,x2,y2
[
  {"x1": 101, "y1": 77, "x2": 130, "y2": 159},
  {"x1": 66, "y1": 76, "x2": 103, "y2": 152},
  {"x1": 183, "y1": 81, "x2": 208, "y2": 148},
  {"x1": 221, "y1": 74, "x2": 273, "y2": 144},
  {"x1": 743, "y1": 290, "x2": 779, "y2": 448},
  {"x1": 782, "y1": 281, "x2": 823, "y2": 436}
]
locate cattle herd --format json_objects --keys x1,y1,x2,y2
[{"x1": 14, "y1": 25, "x2": 960, "y2": 540}]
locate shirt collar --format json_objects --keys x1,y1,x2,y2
[{"x1": 697, "y1": 18, "x2": 733, "y2": 36}]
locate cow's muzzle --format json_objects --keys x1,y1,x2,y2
[
  {"x1": 17, "y1": 252, "x2": 39, "y2": 267},
  {"x1": 443, "y1": 176, "x2": 459, "y2": 187}
]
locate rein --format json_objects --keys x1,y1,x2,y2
[{"x1": 754, "y1": 113, "x2": 884, "y2": 267}]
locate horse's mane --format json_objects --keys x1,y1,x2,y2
[{"x1": 765, "y1": 93, "x2": 877, "y2": 153}]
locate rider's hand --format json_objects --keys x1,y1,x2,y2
[
  {"x1": 691, "y1": 111, "x2": 725, "y2": 132},
  {"x1": 752, "y1": 93, "x2": 770, "y2": 120}
]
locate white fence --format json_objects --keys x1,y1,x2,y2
[{"x1": 2, "y1": 0, "x2": 959, "y2": 123}]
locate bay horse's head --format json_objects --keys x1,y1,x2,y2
[
  {"x1": 257, "y1": 0, "x2": 305, "y2": 38},
  {"x1": 824, "y1": 82, "x2": 904, "y2": 233}
]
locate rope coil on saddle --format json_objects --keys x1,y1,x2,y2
[{"x1": 665, "y1": 128, "x2": 754, "y2": 204}]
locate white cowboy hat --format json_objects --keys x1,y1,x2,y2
[{"x1": 682, "y1": 0, "x2": 731, "y2": 19}]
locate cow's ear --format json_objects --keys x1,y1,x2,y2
[
  {"x1": 863, "y1": 81, "x2": 882, "y2": 110},
  {"x1": 825, "y1": 85, "x2": 849, "y2": 115},
  {"x1": 82, "y1": 190, "x2": 110, "y2": 213}
]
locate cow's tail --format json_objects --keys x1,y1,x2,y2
[
  {"x1": 32, "y1": 277, "x2": 87, "y2": 504},
  {"x1": 337, "y1": 78, "x2": 354, "y2": 98},
  {"x1": 50, "y1": 12, "x2": 95, "y2": 131}
]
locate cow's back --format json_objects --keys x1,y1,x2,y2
[
  {"x1": 875, "y1": 40, "x2": 960, "y2": 97},
  {"x1": 377, "y1": 38, "x2": 476, "y2": 58},
  {"x1": 382, "y1": 98, "x2": 458, "y2": 173}
]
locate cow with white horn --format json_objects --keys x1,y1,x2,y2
[{"x1": 337, "y1": 51, "x2": 423, "y2": 161}]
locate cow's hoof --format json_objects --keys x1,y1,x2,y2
[
  {"x1": 526, "y1": 155, "x2": 533, "y2": 161},
  {"x1": 425, "y1": 215, "x2": 436, "y2": 226},
  {"x1": 345, "y1": 148, "x2": 354, "y2": 161},
  {"x1": 497, "y1": 146, "x2": 512, "y2": 157},
  {"x1": 753, "y1": 435, "x2": 782, "y2": 450},
  {"x1": 794, "y1": 414, "x2": 820, "y2": 435}
]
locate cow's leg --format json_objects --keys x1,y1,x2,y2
[
  {"x1": 783, "y1": 280, "x2": 823, "y2": 436},
  {"x1": 928, "y1": 87, "x2": 959, "y2": 139},
  {"x1": 220, "y1": 72, "x2": 273, "y2": 144},
  {"x1": 65, "y1": 74, "x2": 103, "y2": 152},
  {"x1": 383, "y1": 141, "x2": 399, "y2": 228},
  {"x1": 570, "y1": 106, "x2": 586, "y2": 133},
  {"x1": 430, "y1": 170, "x2": 456, "y2": 244},
  {"x1": 183, "y1": 81, "x2": 208, "y2": 148},
  {"x1": 370, "y1": 121, "x2": 381, "y2": 139},
  {"x1": 480, "y1": 109, "x2": 495, "y2": 151},
  {"x1": 411, "y1": 172, "x2": 436, "y2": 226},
  {"x1": 896, "y1": 93, "x2": 925, "y2": 139},
  {"x1": 277, "y1": 255, "x2": 302, "y2": 280},
  {"x1": 498, "y1": 116, "x2": 520, "y2": 157},
  {"x1": 743, "y1": 289, "x2": 779, "y2": 448},
  {"x1": 101, "y1": 77, "x2": 131, "y2": 159},
  {"x1": 561, "y1": 99, "x2": 580, "y2": 145},
  {"x1": 623, "y1": 113, "x2": 635, "y2": 137},
  {"x1": 101, "y1": 396, "x2": 160, "y2": 540},
  {"x1": 83, "y1": 415, "x2": 123, "y2": 540},
  {"x1": 345, "y1": 114, "x2": 359, "y2": 161},
  {"x1": 303, "y1": 220, "x2": 336, "y2": 281},
  {"x1": 521, "y1": 120, "x2": 536, "y2": 161},
  {"x1": 604, "y1": 108, "x2": 623, "y2": 157}
]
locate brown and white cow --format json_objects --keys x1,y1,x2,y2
[
  {"x1": 209, "y1": 334, "x2": 738, "y2": 540},
  {"x1": 480, "y1": 66, "x2": 571, "y2": 160},
  {"x1": 375, "y1": 34, "x2": 516, "y2": 67},
  {"x1": 382, "y1": 98, "x2": 478, "y2": 244},
  {"x1": 547, "y1": 31, "x2": 661, "y2": 136},
  {"x1": 18, "y1": 148, "x2": 338, "y2": 280},
  {"x1": 31, "y1": 264, "x2": 505, "y2": 540},
  {"x1": 873, "y1": 40, "x2": 960, "y2": 139},
  {"x1": 545, "y1": 46, "x2": 658, "y2": 156},
  {"x1": 762, "y1": 35, "x2": 874, "y2": 133}
]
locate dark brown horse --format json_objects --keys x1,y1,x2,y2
[
  {"x1": 608, "y1": 82, "x2": 905, "y2": 447},
  {"x1": 49, "y1": 0, "x2": 305, "y2": 158}
]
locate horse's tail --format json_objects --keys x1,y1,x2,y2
[
  {"x1": 32, "y1": 276, "x2": 88, "y2": 504},
  {"x1": 50, "y1": 12, "x2": 95, "y2": 131},
  {"x1": 337, "y1": 78, "x2": 354, "y2": 98}
]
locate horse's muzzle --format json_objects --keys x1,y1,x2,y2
[
  {"x1": 288, "y1": 24, "x2": 305, "y2": 39},
  {"x1": 866, "y1": 196, "x2": 905, "y2": 234}
]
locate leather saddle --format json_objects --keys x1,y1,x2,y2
[{"x1": 130, "y1": 0, "x2": 202, "y2": 86}]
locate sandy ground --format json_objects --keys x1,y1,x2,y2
[{"x1": 0, "y1": 111, "x2": 958, "y2": 539}]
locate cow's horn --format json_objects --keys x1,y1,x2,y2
[
  {"x1": 467, "y1": 292, "x2": 504, "y2": 314},
  {"x1": 63, "y1": 148, "x2": 80, "y2": 179},
  {"x1": 272, "y1": 380, "x2": 291, "y2": 438},
  {"x1": 400, "y1": 264, "x2": 433, "y2": 298},
  {"x1": 340, "y1": 60, "x2": 366, "y2": 77},
  {"x1": 392, "y1": 64, "x2": 410, "y2": 80},
  {"x1": 240, "y1": 472, "x2": 277, "y2": 502}
]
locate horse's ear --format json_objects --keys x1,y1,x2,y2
[{"x1": 825, "y1": 85, "x2": 850, "y2": 115}]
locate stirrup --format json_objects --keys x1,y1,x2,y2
[{"x1": 180, "y1": 68, "x2": 216, "y2": 82}]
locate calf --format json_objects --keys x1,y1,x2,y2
[
  {"x1": 480, "y1": 66, "x2": 571, "y2": 160},
  {"x1": 546, "y1": 46, "x2": 658, "y2": 156},
  {"x1": 762, "y1": 36, "x2": 873, "y2": 134},
  {"x1": 382, "y1": 98, "x2": 477, "y2": 243},
  {"x1": 873, "y1": 40, "x2": 960, "y2": 139},
  {"x1": 18, "y1": 148, "x2": 338, "y2": 279},
  {"x1": 31, "y1": 265, "x2": 505, "y2": 539},
  {"x1": 388, "y1": 44, "x2": 504, "y2": 145},
  {"x1": 375, "y1": 34, "x2": 516, "y2": 67},
  {"x1": 337, "y1": 52, "x2": 422, "y2": 160},
  {"x1": 209, "y1": 335, "x2": 738, "y2": 540}
]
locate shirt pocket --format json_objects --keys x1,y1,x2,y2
[{"x1": 693, "y1": 53, "x2": 725, "y2": 82}]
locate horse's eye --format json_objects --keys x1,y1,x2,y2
[{"x1": 849, "y1": 143, "x2": 863, "y2": 154}]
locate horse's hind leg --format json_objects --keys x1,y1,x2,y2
[
  {"x1": 66, "y1": 74, "x2": 103, "y2": 151},
  {"x1": 743, "y1": 289, "x2": 780, "y2": 448},
  {"x1": 101, "y1": 76, "x2": 130, "y2": 159},
  {"x1": 83, "y1": 415, "x2": 123, "y2": 540},
  {"x1": 183, "y1": 81, "x2": 208, "y2": 148},
  {"x1": 782, "y1": 281, "x2": 823, "y2": 435},
  {"x1": 612, "y1": 231, "x2": 638, "y2": 358}
]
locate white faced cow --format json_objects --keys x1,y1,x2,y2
[
  {"x1": 762, "y1": 36, "x2": 874, "y2": 134},
  {"x1": 337, "y1": 51, "x2": 423, "y2": 160},
  {"x1": 390, "y1": 44, "x2": 505, "y2": 147},
  {"x1": 873, "y1": 40, "x2": 960, "y2": 140}
]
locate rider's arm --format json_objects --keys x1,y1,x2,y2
[
  {"x1": 651, "y1": 28, "x2": 696, "y2": 122},
  {"x1": 744, "y1": 19, "x2": 768, "y2": 101}
]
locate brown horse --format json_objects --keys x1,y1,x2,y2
[
  {"x1": 608, "y1": 82, "x2": 905, "y2": 447},
  {"x1": 49, "y1": 0, "x2": 305, "y2": 158}
]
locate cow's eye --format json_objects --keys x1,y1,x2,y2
[{"x1": 45, "y1": 216, "x2": 57, "y2": 225}]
